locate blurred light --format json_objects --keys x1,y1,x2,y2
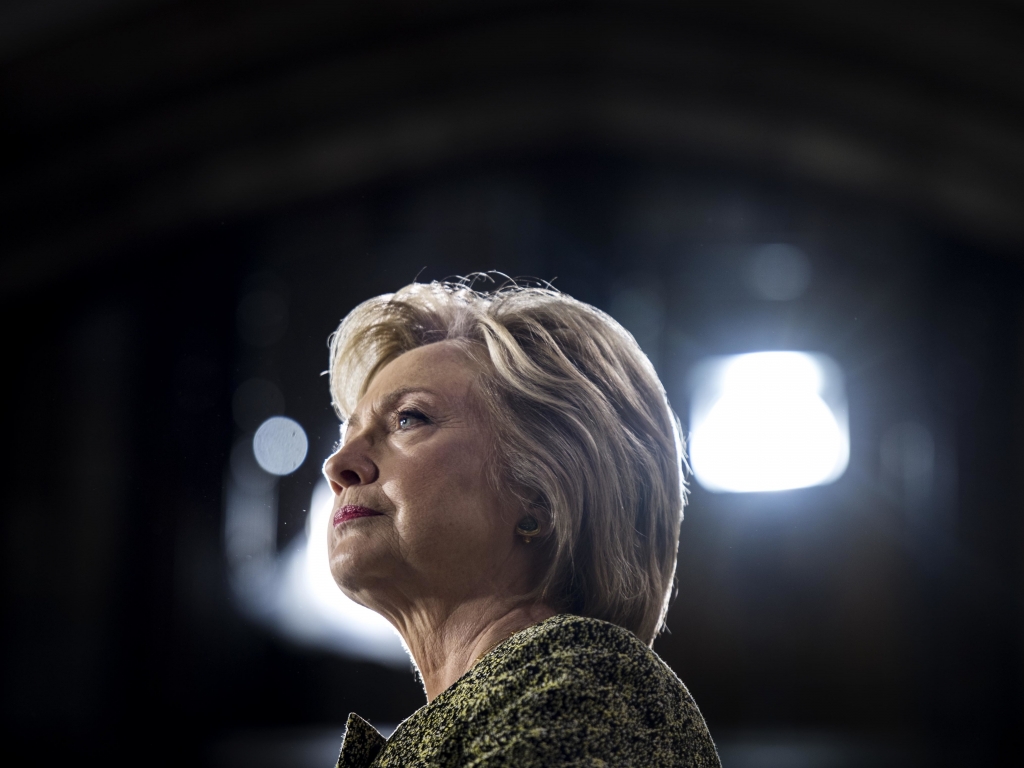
[
  {"x1": 225, "y1": 437, "x2": 278, "y2": 609},
  {"x1": 230, "y1": 436, "x2": 276, "y2": 492},
  {"x1": 746, "y1": 244, "x2": 811, "y2": 300},
  {"x1": 880, "y1": 421, "x2": 934, "y2": 509},
  {"x1": 253, "y1": 416, "x2": 308, "y2": 475},
  {"x1": 689, "y1": 351, "x2": 849, "y2": 492},
  {"x1": 271, "y1": 479, "x2": 407, "y2": 665},
  {"x1": 232, "y1": 377, "x2": 285, "y2": 430}
]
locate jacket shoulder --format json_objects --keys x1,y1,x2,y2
[
  {"x1": 459, "y1": 614, "x2": 720, "y2": 767},
  {"x1": 372, "y1": 615, "x2": 721, "y2": 768}
]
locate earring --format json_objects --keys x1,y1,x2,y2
[{"x1": 515, "y1": 517, "x2": 541, "y2": 544}]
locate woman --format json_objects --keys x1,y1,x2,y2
[{"x1": 323, "y1": 279, "x2": 720, "y2": 767}]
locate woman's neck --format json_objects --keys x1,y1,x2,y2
[{"x1": 394, "y1": 600, "x2": 557, "y2": 702}]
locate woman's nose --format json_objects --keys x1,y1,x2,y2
[{"x1": 322, "y1": 436, "x2": 379, "y2": 493}]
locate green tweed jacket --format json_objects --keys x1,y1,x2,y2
[{"x1": 335, "y1": 613, "x2": 721, "y2": 767}]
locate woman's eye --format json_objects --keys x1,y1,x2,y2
[{"x1": 396, "y1": 410, "x2": 427, "y2": 430}]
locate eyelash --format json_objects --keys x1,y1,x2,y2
[{"x1": 396, "y1": 408, "x2": 429, "y2": 430}]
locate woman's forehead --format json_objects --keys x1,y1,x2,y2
[
  {"x1": 374, "y1": 342, "x2": 477, "y2": 388},
  {"x1": 352, "y1": 342, "x2": 483, "y2": 420}
]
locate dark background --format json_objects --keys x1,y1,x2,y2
[{"x1": 2, "y1": 2, "x2": 1023, "y2": 766}]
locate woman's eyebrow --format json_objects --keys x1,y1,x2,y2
[
  {"x1": 347, "y1": 386, "x2": 441, "y2": 432},
  {"x1": 376, "y1": 386, "x2": 440, "y2": 414}
]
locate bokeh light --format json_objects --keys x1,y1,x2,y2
[
  {"x1": 880, "y1": 421, "x2": 935, "y2": 509},
  {"x1": 252, "y1": 416, "x2": 309, "y2": 476},
  {"x1": 689, "y1": 352, "x2": 849, "y2": 493}
]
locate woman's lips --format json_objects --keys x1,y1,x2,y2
[{"x1": 333, "y1": 505, "x2": 383, "y2": 526}]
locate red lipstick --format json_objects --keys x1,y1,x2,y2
[{"x1": 333, "y1": 505, "x2": 382, "y2": 526}]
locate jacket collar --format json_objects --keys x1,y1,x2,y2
[{"x1": 336, "y1": 713, "x2": 386, "y2": 768}]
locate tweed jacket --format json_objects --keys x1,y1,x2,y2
[{"x1": 335, "y1": 613, "x2": 721, "y2": 767}]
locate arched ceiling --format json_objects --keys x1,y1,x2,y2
[{"x1": 3, "y1": 1, "x2": 1023, "y2": 295}]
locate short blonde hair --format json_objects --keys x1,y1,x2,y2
[{"x1": 328, "y1": 278, "x2": 686, "y2": 644}]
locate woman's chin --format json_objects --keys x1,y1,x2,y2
[
  {"x1": 331, "y1": 575, "x2": 390, "y2": 619},
  {"x1": 329, "y1": 550, "x2": 381, "y2": 600},
  {"x1": 328, "y1": 552, "x2": 360, "y2": 586}
]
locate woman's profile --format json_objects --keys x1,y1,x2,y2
[{"x1": 323, "y1": 277, "x2": 720, "y2": 767}]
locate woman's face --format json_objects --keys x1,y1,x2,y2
[{"x1": 322, "y1": 341, "x2": 528, "y2": 622}]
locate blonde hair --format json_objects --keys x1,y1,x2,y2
[{"x1": 328, "y1": 278, "x2": 686, "y2": 644}]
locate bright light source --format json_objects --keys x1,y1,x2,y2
[
  {"x1": 689, "y1": 352, "x2": 849, "y2": 493},
  {"x1": 253, "y1": 416, "x2": 308, "y2": 475}
]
